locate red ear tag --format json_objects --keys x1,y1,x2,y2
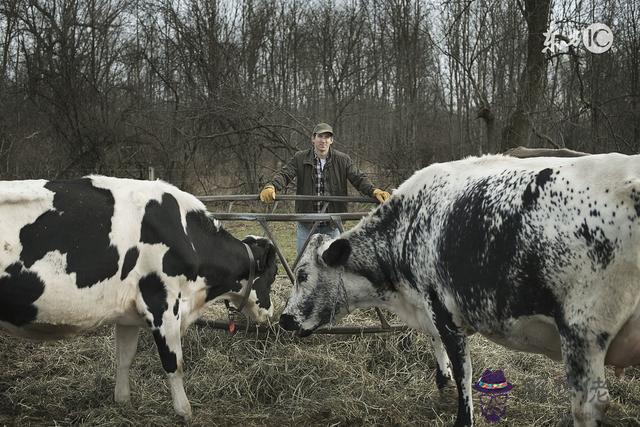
[{"x1": 227, "y1": 321, "x2": 237, "y2": 335}]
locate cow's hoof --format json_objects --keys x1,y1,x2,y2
[
  {"x1": 114, "y1": 392, "x2": 131, "y2": 404},
  {"x1": 180, "y1": 412, "x2": 192, "y2": 424},
  {"x1": 175, "y1": 404, "x2": 192, "y2": 422},
  {"x1": 437, "y1": 381, "x2": 457, "y2": 404}
]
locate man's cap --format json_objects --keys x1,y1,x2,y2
[{"x1": 313, "y1": 123, "x2": 333, "y2": 135}]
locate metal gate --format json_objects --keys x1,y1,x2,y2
[{"x1": 196, "y1": 194, "x2": 406, "y2": 335}]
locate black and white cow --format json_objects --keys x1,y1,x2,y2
[
  {"x1": 280, "y1": 153, "x2": 640, "y2": 426},
  {"x1": 0, "y1": 176, "x2": 277, "y2": 419}
]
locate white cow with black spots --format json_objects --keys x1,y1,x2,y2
[
  {"x1": 280, "y1": 153, "x2": 640, "y2": 426},
  {"x1": 0, "y1": 176, "x2": 278, "y2": 419}
]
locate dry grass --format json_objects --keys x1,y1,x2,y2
[
  {"x1": 2, "y1": 220, "x2": 640, "y2": 426},
  {"x1": 1, "y1": 276, "x2": 639, "y2": 426}
]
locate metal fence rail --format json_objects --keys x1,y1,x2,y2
[{"x1": 200, "y1": 194, "x2": 399, "y2": 334}]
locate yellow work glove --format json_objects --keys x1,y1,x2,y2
[
  {"x1": 259, "y1": 185, "x2": 276, "y2": 203},
  {"x1": 373, "y1": 188, "x2": 391, "y2": 203}
]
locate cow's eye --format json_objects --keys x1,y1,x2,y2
[{"x1": 297, "y1": 270, "x2": 308, "y2": 283}]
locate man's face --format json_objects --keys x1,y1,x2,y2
[{"x1": 312, "y1": 132, "x2": 333, "y2": 157}]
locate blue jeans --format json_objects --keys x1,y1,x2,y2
[{"x1": 296, "y1": 222, "x2": 340, "y2": 255}]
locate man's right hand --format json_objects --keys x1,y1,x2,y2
[{"x1": 259, "y1": 185, "x2": 276, "y2": 203}]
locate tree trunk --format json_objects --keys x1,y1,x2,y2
[{"x1": 500, "y1": 0, "x2": 551, "y2": 151}]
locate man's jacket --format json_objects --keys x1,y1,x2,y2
[{"x1": 269, "y1": 148, "x2": 375, "y2": 214}]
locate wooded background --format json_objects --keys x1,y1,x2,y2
[{"x1": 0, "y1": 0, "x2": 638, "y2": 193}]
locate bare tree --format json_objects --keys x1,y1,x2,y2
[
  {"x1": 0, "y1": 0, "x2": 638, "y2": 190},
  {"x1": 500, "y1": 0, "x2": 551, "y2": 151}
]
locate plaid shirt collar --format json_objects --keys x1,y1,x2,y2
[{"x1": 313, "y1": 151, "x2": 330, "y2": 212}]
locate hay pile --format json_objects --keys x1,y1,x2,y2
[{"x1": 1, "y1": 276, "x2": 639, "y2": 426}]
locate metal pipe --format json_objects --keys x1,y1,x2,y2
[
  {"x1": 200, "y1": 194, "x2": 377, "y2": 203},
  {"x1": 210, "y1": 212, "x2": 369, "y2": 221}
]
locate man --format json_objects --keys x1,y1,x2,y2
[{"x1": 260, "y1": 123, "x2": 391, "y2": 255}]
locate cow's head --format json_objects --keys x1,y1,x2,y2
[
  {"x1": 233, "y1": 235, "x2": 278, "y2": 323},
  {"x1": 280, "y1": 234, "x2": 373, "y2": 336}
]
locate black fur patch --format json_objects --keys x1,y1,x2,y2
[
  {"x1": 597, "y1": 332, "x2": 610, "y2": 350},
  {"x1": 152, "y1": 329, "x2": 178, "y2": 373},
  {"x1": 522, "y1": 168, "x2": 554, "y2": 209},
  {"x1": 141, "y1": 193, "x2": 198, "y2": 280},
  {"x1": 302, "y1": 298, "x2": 316, "y2": 318},
  {"x1": 138, "y1": 274, "x2": 167, "y2": 328},
  {"x1": 435, "y1": 364, "x2": 450, "y2": 390},
  {"x1": 121, "y1": 247, "x2": 139, "y2": 280},
  {"x1": 630, "y1": 188, "x2": 640, "y2": 217},
  {"x1": 184, "y1": 211, "x2": 244, "y2": 302},
  {"x1": 438, "y1": 171, "x2": 562, "y2": 328},
  {"x1": 575, "y1": 220, "x2": 615, "y2": 269},
  {"x1": 173, "y1": 298, "x2": 180, "y2": 317},
  {"x1": 19, "y1": 178, "x2": 119, "y2": 288},
  {"x1": 0, "y1": 263, "x2": 45, "y2": 326},
  {"x1": 322, "y1": 239, "x2": 352, "y2": 267}
]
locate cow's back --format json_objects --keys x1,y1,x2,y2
[
  {"x1": 394, "y1": 154, "x2": 640, "y2": 332},
  {"x1": 0, "y1": 176, "x2": 206, "y2": 338},
  {"x1": 1, "y1": 179, "x2": 52, "y2": 261}
]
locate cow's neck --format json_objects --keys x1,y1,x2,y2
[
  {"x1": 342, "y1": 203, "x2": 427, "y2": 325},
  {"x1": 185, "y1": 212, "x2": 250, "y2": 301},
  {"x1": 343, "y1": 214, "x2": 401, "y2": 298},
  {"x1": 204, "y1": 231, "x2": 250, "y2": 302}
]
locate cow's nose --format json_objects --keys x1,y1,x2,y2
[{"x1": 279, "y1": 313, "x2": 299, "y2": 331}]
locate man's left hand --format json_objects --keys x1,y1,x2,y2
[{"x1": 373, "y1": 188, "x2": 391, "y2": 203}]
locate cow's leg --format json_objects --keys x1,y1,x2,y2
[
  {"x1": 114, "y1": 324, "x2": 140, "y2": 404},
  {"x1": 439, "y1": 330, "x2": 473, "y2": 426},
  {"x1": 150, "y1": 318, "x2": 190, "y2": 420},
  {"x1": 431, "y1": 335, "x2": 453, "y2": 391},
  {"x1": 419, "y1": 297, "x2": 454, "y2": 391},
  {"x1": 137, "y1": 277, "x2": 191, "y2": 420},
  {"x1": 557, "y1": 322, "x2": 610, "y2": 427},
  {"x1": 429, "y1": 291, "x2": 473, "y2": 427}
]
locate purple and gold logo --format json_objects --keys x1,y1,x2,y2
[{"x1": 473, "y1": 369, "x2": 513, "y2": 423}]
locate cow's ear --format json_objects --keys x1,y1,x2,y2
[
  {"x1": 261, "y1": 242, "x2": 277, "y2": 274},
  {"x1": 244, "y1": 237, "x2": 276, "y2": 274},
  {"x1": 242, "y1": 235, "x2": 257, "y2": 245},
  {"x1": 322, "y1": 238, "x2": 351, "y2": 267}
]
